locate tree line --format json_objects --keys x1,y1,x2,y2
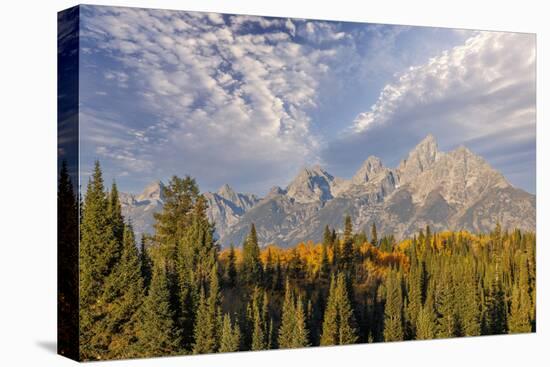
[{"x1": 61, "y1": 161, "x2": 536, "y2": 360}]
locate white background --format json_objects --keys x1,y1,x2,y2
[{"x1": 0, "y1": 0, "x2": 547, "y2": 365}]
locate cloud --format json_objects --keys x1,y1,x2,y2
[
  {"x1": 328, "y1": 31, "x2": 535, "y2": 192},
  {"x1": 79, "y1": 6, "x2": 353, "y2": 192},
  {"x1": 351, "y1": 31, "x2": 535, "y2": 135}
]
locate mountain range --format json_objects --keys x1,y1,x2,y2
[{"x1": 120, "y1": 134, "x2": 535, "y2": 247}]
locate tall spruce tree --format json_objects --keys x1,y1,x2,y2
[
  {"x1": 136, "y1": 262, "x2": 181, "y2": 357},
  {"x1": 320, "y1": 273, "x2": 358, "y2": 345},
  {"x1": 107, "y1": 182, "x2": 124, "y2": 245},
  {"x1": 241, "y1": 224, "x2": 263, "y2": 285},
  {"x1": 101, "y1": 224, "x2": 144, "y2": 358},
  {"x1": 79, "y1": 161, "x2": 121, "y2": 359},
  {"x1": 278, "y1": 281, "x2": 309, "y2": 348},
  {"x1": 224, "y1": 244, "x2": 237, "y2": 287},
  {"x1": 219, "y1": 314, "x2": 241, "y2": 353},
  {"x1": 383, "y1": 269, "x2": 404, "y2": 342},
  {"x1": 193, "y1": 264, "x2": 222, "y2": 354}
]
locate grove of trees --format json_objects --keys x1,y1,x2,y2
[{"x1": 63, "y1": 162, "x2": 536, "y2": 360}]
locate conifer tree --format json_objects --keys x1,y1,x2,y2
[
  {"x1": 136, "y1": 262, "x2": 181, "y2": 357},
  {"x1": 320, "y1": 273, "x2": 358, "y2": 345},
  {"x1": 139, "y1": 235, "x2": 152, "y2": 289},
  {"x1": 340, "y1": 215, "x2": 355, "y2": 274},
  {"x1": 405, "y1": 252, "x2": 422, "y2": 338},
  {"x1": 371, "y1": 222, "x2": 378, "y2": 246},
  {"x1": 80, "y1": 161, "x2": 121, "y2": 359},
  {"x1": 319, "y1": 240, "x2": 330, "y2": 280},
  {"x1": 241, "y1": 224, "x2": 263, "y2": 285},
  {"x1": 219, "y1": 314, "x2": 241, "y2": 353},
  {"x1": 435, "y1": 267, "x2": 457, "y2": 338},
  {"x1": 383, "y1": 270, "x2": 404, "y2": 342},
  {"x1": 177, "y1": 196, "x2": 218, "y2": 348},
  {"x1": 416, "y1": 291, "x2": 436, "y2": 340},
  {"x1": 508, "y1": 282, "x2": 531, "y2": 333},
  {"x1": 278, "y1": 281, "x2": 309, "y2": 348},
  {"x1": 485, "y1": 274, "x2": 507, "y2": 335},
  {"x1": 193, "y1": 264, "x2": 222, "y2": 354},
  {"x1": 224, "y1": 244, "x2": 237, "y2": 287},
  {"x1": 107, "y1": 182, "x2": 124, "y2": 245},
  {"x1": 101, "y1": 224, "x2": 144, "y2": 358},
  {"x1": 153, "y1": 175, "x2": 200, "y2": 255}
]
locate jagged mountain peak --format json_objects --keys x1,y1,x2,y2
[
  {"x1": 398, "y1": 134, "x2": 441, "y2": 182},
  {"x1": 352, "y1": 155, "x2": 385, "y2": 184},
  {"x1": 136, "y1": 180, "x2": 165, "y2": 202},
  {"x1": 286, "y1": 164, "x2": 334, "y2": 203},
  {"x1": 217, "y1": 183, "x2": 238, "y2": 201}
]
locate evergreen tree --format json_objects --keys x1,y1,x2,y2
[
  {"x1": 101, "y1": 224, "x2": 144, "y2": 358},
  {"x1": 219, "y1": 314, "x2": 241, "y2": 353},
  {"x1": 153, "y1": 176, "x2": 200, "y2": 263},
  {"x1": 136, "y1": 262, "x2": 181, "y2": 357},
  {"x1": 139, "y1": 235, "x2": 152, "y2": 289},
  {"x1": 241, "y1": 224, "x2": 263, "y2": 285},
  {"x1": 107, "y1": 182, "x2": 124, "y2": 245},
  {"x1": 177, "y1": 196, "x2": 218, "y2": 349},
  {"x1": 508, "y1": 282, "x2": 531, "y2": 333},
  {"x1": 383, "y1": 270, "x2": 404, "y2": 342},
  {"x1": 224, "y1": 244, "x2": 237, "y2": 287},
  {"x1": 193, "y1": 264, "x2": 222, "y2": 354},
  {"x1": 319, "y1": 240, "x2": 330, "y2": 280},
  {"x1": 340, "y1": 215, "x2": 355, "y2": 274},
  {"x1": 416, "y1": 291, "x2": 436, "y2": 340},
  {"x1": 485, "y1": 274, "x2": 507, "y2": 335},
  {"x1": 278, "y1": 281, "x2": 309, "y2": 348},
  {"x1": 79, "y1": 161, "x2": 121, "y2": 359},
  {"x1": 320, "y1": 273, "x2": 358, "y2": 345},
  {"x1": 435, "y1": 268, "x2": 457, "y2": 338},
  {"x1": 371, "y1": 222, "x2": 378, "y2": 246}
]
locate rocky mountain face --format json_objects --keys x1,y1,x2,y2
[
  {"x1": 120, "y1": 181, "x2": 165, "y2": 238},
  {"x1": 120, "y1": 135, "x2": 535, "y2": 247}
]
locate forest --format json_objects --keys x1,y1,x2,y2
[{"x1": 58, "y1": 161, "x2": 536, "y2": 361}]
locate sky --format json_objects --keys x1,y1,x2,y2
[{"x1": 77, "y1": 5, "x2": 536, "y2": 195}]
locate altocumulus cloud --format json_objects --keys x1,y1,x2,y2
[
  {"x1": 326, "y1": 31, "x2": 535, "y2": 192},
  {"x1": 79, "y1": 6, "x2": 352, "y2": 193}
]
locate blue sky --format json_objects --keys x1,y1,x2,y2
[{"x1": 78, "y1": 5, "x2": 536, "y2": 195}]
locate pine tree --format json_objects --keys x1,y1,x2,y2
[
  {"x1": 136, "y1": 262, "x2": 181, "y2": 357},
  {"x1": 508, "y1": 282, "x2": 531, "y2": 333},
  {"x1": 320, "y1": 273, "x2": 358, "y2": 345},
  {"x1": 320, "y1": 275, "x2": 338, "y2": 345},
  {"x1": 224, "y1": 244, "x2": 237, "y2": 287},
  {"x1": 193, "y1": 264, "x2": 222, "y2": 354},
  {"x1": 219, "y1": 314, "x2": 241, "y2": 353},
  {"x1": 246, "y1": 288, "x2": 269, "y2": 350},
  {"x1": 101, "y1": 224, "x2": 144, "y2": 358},
  {"x1": 79, "y1": 161, "x2": 121, "y2": 359},
  {"x1": 177, "y1": 196, "x2": 218, "y2": 349},
  {"x1": 416, "y1": 291, "x2": 436, "y2": 340},
  {"x1": 485, "y1": 274, "x2": 507, "y2": 335},
  {"x1": 153, "y1": 176, "x2": 200, "y2": 254},
  {"x1": 139, "y1": 235, "x2": 152, "y2": 289},
  {"x1": 278, "y1": 281, "x2": 309, "y2": 348},
  {"x1": 435, "y1": 267, "x2": 457, "y2": 338},
  {"x1": 405, "y1": 252, "x2": 422, "y2": 339},
  {"x1": 107, "y1": 182, "x2": 124, "y2": 245},
  {"x1": 241, "y1": 224, "x2": 263, "y2": 285},
  {"x1": 319, "y1": 240, "x2": 330, "y2": 280},
  {"x1": 340, "y1": 215, "x2": 355, "y2": 274},
  {"x1": 383, "y1": 270, "x2": 404, "y2": 342},
  {"x1": 371, "y1": 222, "x2": 378, "y2": 246}
]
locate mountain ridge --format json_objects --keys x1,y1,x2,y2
[{"x1": 120, "y1": 135, "x2": 535, "y2": 247}]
